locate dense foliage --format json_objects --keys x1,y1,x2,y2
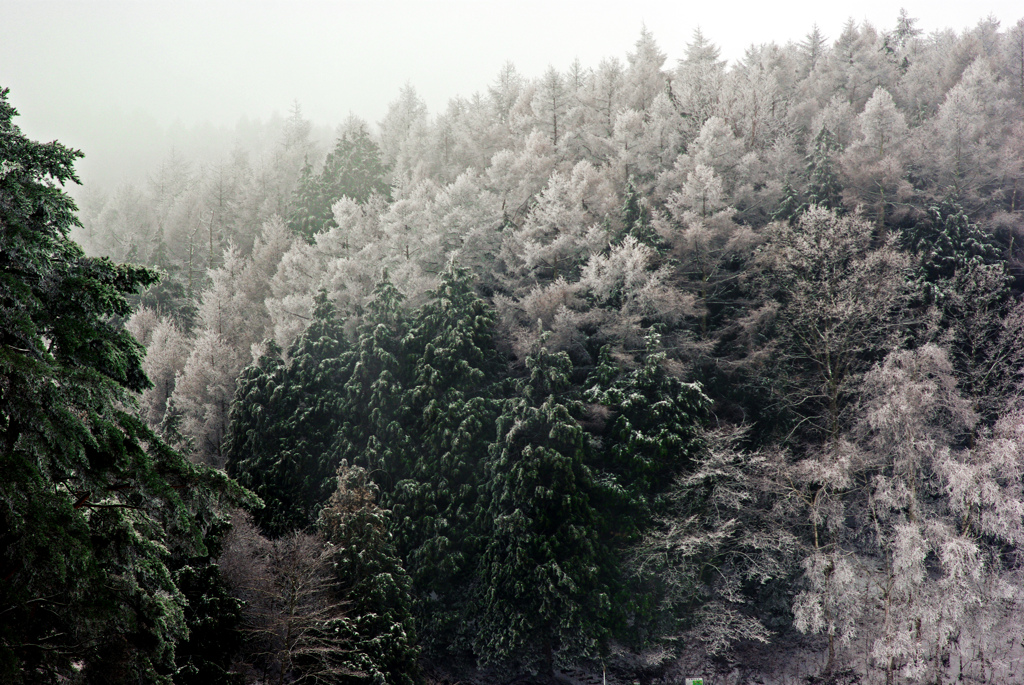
[
  {"x1": 10, "y1": 9, "x2": 1024, "y2": 684},
  {"x1": 0, "y1": 87, "x2": 251, "y2": 684}
]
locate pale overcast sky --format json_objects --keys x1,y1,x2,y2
[{"x1": 2, "y1": 0, "x2": 1021, "y2": 184}]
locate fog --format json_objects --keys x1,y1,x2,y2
[{"x1": 2, "y1": 0, "x2": 1021, "y2": 188}]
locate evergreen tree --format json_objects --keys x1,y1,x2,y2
[
  {"x1": 226, "y1": 293, "x2": 352, "y2": 537},
  {"x1": 335, "y1": 273, "x2": 416, "y2": 482},
  {"x1": 582, "y1": 338, "x2": 710, "y2": 648},
  {"x1": 321, "y1": 125, "x2": 391, "y2": 207},
  {"x1": 319, "y1": 462, "x2": 420, "y2": 685},
  {"x1": 771, "y1": 179, "x2": 802, "y2": 223},
  {"x1": 619, "y1": 175, "x2": 658, "y2": 247},
  {"x1": 804, "y1": 127, "x2": 844, "y2": 212},
  {"x1": 288, "y1": 156, "x2": 324, "y2": 241},
  {"x1": 476, "y1": 342, "x2": 610, "y2": 675},
  {"x1": 585, "y1": 336, "x2": 709, "y2": 527},
  {"x1": 0, "y1": 87, "x2": 250, "y2": 683},
  {"x1": 392, "y1": 262, "x2": 504, "y2": 655},
  {"x1": 289, "y1": 127, "x2": 390, "y2": 242},
  {"x1": 903, "y1": 198, "x2": 1001, "y2": 286},
  {"x1": 171, "y1": 517, "x2": 245, "y2": 685},
  {"x1": 902, "y1": 199, "x2": 1016, "y2": 421}
]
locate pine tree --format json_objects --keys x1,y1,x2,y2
[
  {"x1": 586, "y1": 336, "x2": 709, "y2": 526},
  {"x1": 288, "y1": 126, "x2": 390, "y2": 242},
  {"x1": 620, "y1": 176, "x2": 658, "y2": 247},
  {"x1": 392, "y1": 262, "x2": 504, "y2": 655},
  {"x1": 226, "y1": 293, "x2": 352, "y2": 537},
  {"x1": 771, "y1": 179, "x2": 802, "y2": 223}
]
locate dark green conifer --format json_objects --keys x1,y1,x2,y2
[
  {"x1": 393, "y1": 262, "x2": 504, "y2": 655},
  {"x1": 288, "y1": 156, "x2": 325, "y2": 242},
  {"x1": 476, "y1": 341, "x2": 610, "y2": 676},
  {"x1": 620, "y1": 175, "x2": 659, "y2": 247},
  {"x1": 335, "y1": 273, "x2": 415, "y2": 481},
  {"x1": 772, "y1": 179, "x2": 803, "y2": 223},
  {"x1": 319, "y1": 462, "x2": 420, "y2": 685},
  {"x1": 226, "y1": 293, "x2": 352, "y2": 537},
  {"x1": 585, "y1": 335, "x2": 709, "y2": 529},
  {"x1": 804, "y1": 127, "x2": 844, "y2": 213},
  {"x1": 904, "y1": 198, "x2": 1001, "y2": 285},
  {"x1": 0, "y1": 86, "x2": 251, "y2": 683},
  {"x1": 288, "y1": 127, "x2": 390, "y2": 241}
]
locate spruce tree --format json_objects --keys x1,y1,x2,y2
[
  {"x1": 585, "y1": 336, "x2": 709, "y2": 530},
  {"x1": 804, "y1": 127, "x2": 844, "y2": 213},
  {"x1": 335, "y1": 273, "x2": 415, "y2": 482},
  {"x1": 318, "y1": 462, "x2": 420, "y2": 685},
  {"x1": 288, "y1": 127, "x2": 390, "y2": 242}
]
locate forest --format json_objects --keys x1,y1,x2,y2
[{"x1": 4, "y1": 10, "x2": 1024, "y2": 685}]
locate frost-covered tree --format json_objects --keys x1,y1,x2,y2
[
  {"x1": 841, "y1": 87, "x2": 911, "y2": 228},
  {"x1": 636, "y1": 428, "x2": 798, "y2": 657},
  {"x1": 854, "y1": 346, "x2": 1023, "y2": 684},
  {"x1": 505, "y1": 164, "x2": 604, "y2": 283},
  {"x1": 753, "y1": 207, "x2": 913, "y2": 442},
  {"x1": 673, "y1": 28, "x2": 727, "y2": 133},
  {"x1": 623, "y1": 26, "x2": 668, "y2": 115},
  {"x1": 171, "y1": 218, "x2": 291, "y2": 464},
  {"x1": 534, "y1": 66, "x2": 570, "y2": 148}
]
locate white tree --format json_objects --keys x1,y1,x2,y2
[
  {"x1": 673, "y1": 28, "x2": 727, "y2": 133},
  {"x1": 623, "y1": 26, "x2": 668, "y2": 115},
  {"x1": 841, "y1": 87, "x2": 912, "y2": 227},
  {"x1": 170, "y1": 218, "x2": 292, "y2": 464}
]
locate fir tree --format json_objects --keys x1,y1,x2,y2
[
  {"x1": 585, "y1": 335, "x2": 709, "y2": 528},
  {"x1": 319, "y1": 461, "x2": 420, "y2": 685},
  {"x1": 771, "y1": 179, "x2": 802, "y2": 223},
  {"x1": 619, "y1": 175, "x2": 658, "y2": 247},
  {"x1": 392, "y1": 262, "x2": 504, "y2": 655},
  {"x1": 288, "y1": 127, "x2": 390, "y2": 242}
]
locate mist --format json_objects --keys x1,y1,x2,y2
[{"x1": 3, "y1": 0, "x2": 1021, "y2": 188}]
